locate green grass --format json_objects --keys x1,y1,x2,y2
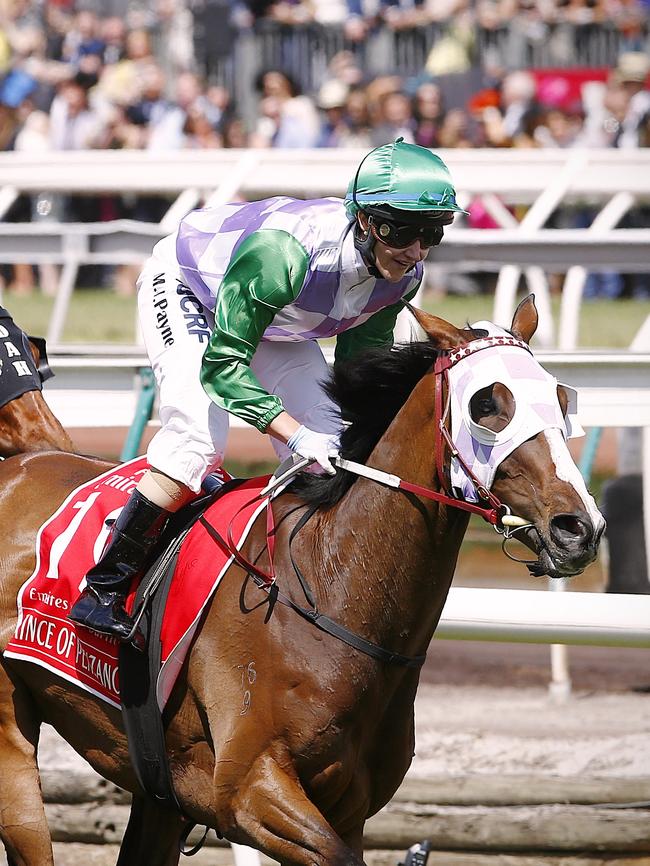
[
  {"x1": 222, "y1": 458, "x2": 277, "y2": 477},
  {"x1": 6, "y1": 291, "x2": 140, "y2": 345},
  {"x1": 5, "y1": 289, "x2": 649, "y2": 349}
]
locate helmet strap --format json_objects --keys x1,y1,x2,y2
[{"x1": 353, "y1": 213, "x2": 381, "y2": 278}]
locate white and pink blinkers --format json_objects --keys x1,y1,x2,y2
[{"x1": 447, "y1": 322, "x2": 584, "y2": 503}]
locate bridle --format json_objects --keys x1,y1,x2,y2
[
  {"x1": 432, "y1": 334, "x2": 535, "y2": 524},
  {"x1": 334, "y1": 336, "x2": 539, "y2": 563},
  {"x1": 433, "y1": 334, "x2": 545, "y2": 569},
  {"x1": 328, "y1": 336, "x2": 536, "y2": 531}
]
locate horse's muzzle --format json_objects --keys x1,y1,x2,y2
[{"x1": 535, "y1": 510, "x2": 605, "y2": 578}]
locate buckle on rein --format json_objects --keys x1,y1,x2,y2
[{"x1": 494, "y1": 504, "x2": 536, "y2": 566}]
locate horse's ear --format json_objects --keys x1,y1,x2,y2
[
  {"x1": 511, "y1": 294, "x2": 538, "y2": 344},
  {"x1": 406, "y1": 304, "x2": 470, "y2": 350}
]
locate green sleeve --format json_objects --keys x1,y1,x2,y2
[
  {"x1": 200, "y1": 230, "x2": 309, "y2": 431},
  {"x1": 334, "y1": 284, "x2": 420, "y2": 365}
]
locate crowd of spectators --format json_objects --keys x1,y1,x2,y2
[
  {"x1": 0, "y1": 0, "x2": 649, "y2": 296},
  {"x1": 2, "y1": 0, "x2": 648, "y2": 155}
]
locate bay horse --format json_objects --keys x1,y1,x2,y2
[
  {"x1": 0, "y1": 306, "x2": 73, "y2": 456},
  {"x1": 0, "y1": 296, "x2": 603, "y2": 866}
]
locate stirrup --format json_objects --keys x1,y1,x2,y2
[
  {"x1": 71, "y1": 587, "x2": 144, "y2": 651},
  {"x1": 80, "y1": 612, "x2": 145, "y2": 652},
  {"x1": 121, "y1": 609, "x2": 146, "y2": 652}
]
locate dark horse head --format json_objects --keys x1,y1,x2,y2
[{"x1": 0, "y1": 307, "x2": 74, "y2": 456}]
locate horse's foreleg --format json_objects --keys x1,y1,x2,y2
[
  {"x1": 226, "y1": 753, "x2": 365, "y2": 866},
  {"x1": 116, "y1": 794, "x2": 186, "y2": 866},
  {"x1": 0, "y1": 662, "x2": 52, "y2": 866}
]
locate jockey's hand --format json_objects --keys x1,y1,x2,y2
[{"x1": 286, "y1": 425, "x2": 339, "y2": 475}]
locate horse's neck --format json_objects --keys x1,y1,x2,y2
[
  {"x1": 316, "y1": 373, "x2": 469, "y2": 657},
  {"x1": 0, "y1": 393, "x2": 74, "y2": 456}
]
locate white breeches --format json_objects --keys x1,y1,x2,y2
[{"x1": 137, "y1": 263, "x2": 341, "y2": 492}]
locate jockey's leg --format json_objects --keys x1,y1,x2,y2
[
  {"x1": 135, "y1": 263, "x2": 229, "y2": 493},
  {"x1": 67, "y1": 472, "x2": 184, "y2": 642},
  {"x1": 70, "y1": 265, "x2": 229, "y2": 642}
]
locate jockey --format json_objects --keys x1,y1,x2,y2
[{"x1": 69, "y1": 137, "x2": 466, "y2": 642}]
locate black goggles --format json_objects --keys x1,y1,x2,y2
[{"x1": 369, "y1": 217, "x2": 444, "y2": 249}]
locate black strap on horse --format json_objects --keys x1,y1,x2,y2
[
  {"x1": 119, "y1": 531, "x2": 187, "y2": 811},
  {"x1": 199, "y1": 502, "x2": 426, "y2": 670},
  {"x1": 118, "y1": 477, "x2": 247, "y2": 853},
  {"x1": 119, "y1": 526, "x2": 212, "y2": 857},
  {"x1": 27, "y1": 335, "x2": 55, "y2": 383}
]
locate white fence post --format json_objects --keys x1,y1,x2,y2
[
  {"x1": 558, "y1": 191, "x2": 635, "y2": 350},
  {"x1": 492, "y1": 150, "x2": 589, "y2": 346},
  {"x1": 479, "y1": 194, "x2": 555, "y2": 347},
  {"x1": 628, "y1": 315, "x2": 650, "y2": 584},
  {"x1": 0, "y1": 185, "x2": 19, "y2": 221},
  {"x1": 548, "y1": 578, "x2": 572, "y2": 702},
  {"x1": 47, "y1": 234, "x2": 83, "y2": 344}
]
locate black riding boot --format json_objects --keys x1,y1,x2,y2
[{"x1": 69, "y1": 489, "x2": 168, "y2": 642}]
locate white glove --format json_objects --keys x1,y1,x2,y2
[{"x1": 286, "y1": 425, "x2": 339, "y2": 475}]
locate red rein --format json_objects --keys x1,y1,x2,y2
[{"x1": 220, "y1": 344, "x2": 519, "y2": 586}]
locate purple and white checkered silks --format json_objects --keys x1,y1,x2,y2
[
  {"x1": 173, "y1": 197, "x2": 422, "y2": 342},
  {"x1": 448, "y1": 322, "x2": 584, "y2": 502}
]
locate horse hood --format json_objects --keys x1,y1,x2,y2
[{"x1": 448, "y1": 322, "x2": 583, "y2": 501}]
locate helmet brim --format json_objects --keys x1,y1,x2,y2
[{"x1": 360, "y1": 204, "x2": 457, "y2": 226}]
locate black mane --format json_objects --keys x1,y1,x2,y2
[{"x1": 291, "y1": 340, "x2": 441, "y2": 508}]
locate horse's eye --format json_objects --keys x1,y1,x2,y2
[
  {"x1": 470, "y1": 387, "x2": 497, "y2": 421},
  {"x1": 477, "y1": 397, "x2": 495, "y2": 415}
]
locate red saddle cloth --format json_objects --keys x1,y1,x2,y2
[{"x1": 4, "y1": 457, "x2": 272, "y2": 709}]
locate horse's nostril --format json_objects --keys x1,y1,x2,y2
[{"x1": 550, "y1": 513, "x2": 592, "y2": 547}]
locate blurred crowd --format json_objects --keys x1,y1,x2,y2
[
  {"x1": 2, "y1": 0, "x2": 649, "y2": 154},
  {"x1": 1, "y1": 0, "x2": 649, "y2": 297}
]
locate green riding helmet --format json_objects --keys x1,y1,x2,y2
[
  {"x1": 344, "y1": 137, "x2": 467, "y2": 225},
  {"x1": 345, "y1": 138, "x2": 466, "y2": 273}
]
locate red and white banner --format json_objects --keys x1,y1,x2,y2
[{"x1": 4, "y1": 458, "x2": 270, "y2": 709}]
